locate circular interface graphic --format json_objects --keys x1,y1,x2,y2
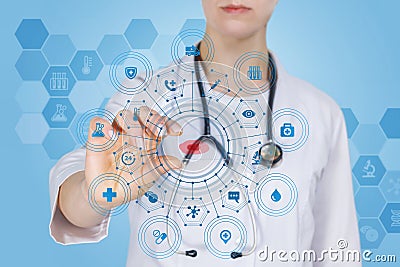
[
  {"x1": 272, "y1": 108, "x2": 309, "y2": 152},
  {"x1": 77, "y1": 108, "x2": 119, "y2": 152},
  {"x1": 110, "y1": 51, "x2": 153, "y2": 95},
  {"x1": 88, "y1": 173, "x2": 131, "y2": 216},
  {"x1": 138, "y1": 216, "x2": 182, "y2": 259},
  {"x1": 254, "y1": 173, "x2": 298, "y2": 216},
  {"x1": 233, "y1": 51, "x2": 277, "y2": 95},
  {"x1": 143, "y1": 95, "x2": 256, "y2": 206},
  {"x1": 204, "y1": 216, "x2": 247, "y2": 259},
  {"x1": 171, "y1": 29, "x2": 214, "y2": 72}
]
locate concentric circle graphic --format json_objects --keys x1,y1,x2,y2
[
  {"x1": 171, "y1": 29, "x2": 214, "y2": 72},
  {"x1": 109, "y1": 51, "x2": 153, "y2": 95},
  {"x1": 233, "y1": 51, "x2": 277, "y2": 95},
  {"x1": 77, "y1": 108, "x2": 119, "y2": 152},
  {"x1": 254, "y1": 173, "x2": 298, "y2": 216},
  {"x1": 88, "y1": 173, "x2": 131, "y2": 216},
  {"x1": 204, "y1": 216, "x2": 247, "y2": 259},
  {"x1": 272, "y1": 108, "x2": 309, "y2": 152},
  {"x1": 143, "y1": 95, "x2": 259, "y2": 206},
  {"x1": 138, "y1": 216, "x2": 182, "y2": 259}
]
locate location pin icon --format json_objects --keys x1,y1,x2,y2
[{"x1": 220, "y1": 230, "x2": 232, "y2": 244}]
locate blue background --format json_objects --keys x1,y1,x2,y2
[{"x1": 1, "y1": 0, "x2": 399, "y2": 266}]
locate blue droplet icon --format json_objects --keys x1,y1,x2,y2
[{"x1": 271, "y1": 189, "x2": 281, "y2": 202}]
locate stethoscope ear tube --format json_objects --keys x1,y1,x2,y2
[
  {"x1": 185, "y1": 250, "x2": 198, "y2": 257},
  {"x1": 231, "y1": 252, "x2": 243, "y2": 259}
]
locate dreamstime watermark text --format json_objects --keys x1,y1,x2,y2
[{"x1": 257, "y1": 239, "x2": 397, "y2": 263}]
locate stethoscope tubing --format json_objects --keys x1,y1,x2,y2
[{"x1": 164, "y1": 45, "x2": 280, "y2": 259}]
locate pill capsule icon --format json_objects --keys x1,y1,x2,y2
[{"x1": 153, "y1": 229, "x2": 168, "y2": 245}]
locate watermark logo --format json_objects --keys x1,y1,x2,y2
[{"x1": 257, "y1": 239, "x2": 397, "y2": 263}]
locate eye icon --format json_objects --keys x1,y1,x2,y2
[{"x1": 242, "y1": 109, "x2": 256, "y2": 118}]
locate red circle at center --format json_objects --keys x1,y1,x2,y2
[{"x1": 179, "y1": 140, "x2": 209, "y2": 154}]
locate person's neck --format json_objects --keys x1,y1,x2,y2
[
  {"x1": 199, "y1": 25, "x2": 269, "y2": 96},
  {"x1": 200, "y1": 25, "x2": 268, "y2": 67}
]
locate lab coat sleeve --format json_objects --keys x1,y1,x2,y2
[
  {"x1": 311, "y1": 110, "x2": 361, "y2": 266},
  {"x1": 49, "y1": 148, "x2": 111, "y2": 245},
  {"x1": 48, "y1": 73, "x2": 148, "y2": 244}
]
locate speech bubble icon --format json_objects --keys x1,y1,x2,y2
[{"x1": 228, "y1": 191, "x2": 240, "y2": 203}]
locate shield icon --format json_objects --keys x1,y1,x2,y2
[{"x1": 125, "y1": 67, "x2": 137, "y2": 79}]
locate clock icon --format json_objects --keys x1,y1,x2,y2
[{"x1": 121, "y1": 151, "x2": 136, "y2": 166}]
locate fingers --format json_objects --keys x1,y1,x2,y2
[
  {"x1": 114, "y1": 109, "x2": 145, "y2": 149},
  {"x1": 87, "y1": 117, "x2": 116, "y2": 145},
  {"x1": 138, "y1": 106, "x2": 183, "y2": 137},
  {"x1": 85, "y1": 117, "x2": 121, "y2": 176},
  {"x1": 113, "y1": 107, "x2": 183, "y2": 154},
  {"x1": 86, "y1": 117, "x2": 121, "y2": 156},
  {"x1": 165, "y1": 118, "x2": 183, "y2": 136}
]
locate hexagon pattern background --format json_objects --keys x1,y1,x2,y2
[{"x1": 13, "y1": 15, "x2": 400, "y2": 263}]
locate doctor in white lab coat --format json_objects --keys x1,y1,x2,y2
[{"x1": 49, "y1": 0, "x2": 361, "y2": 266}]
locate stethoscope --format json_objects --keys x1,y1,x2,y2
[{"x1": 165, "y1": 43, "x2": 283, "y2": 259}]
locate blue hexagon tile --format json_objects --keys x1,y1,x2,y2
[
  {"x1": 68, "y1": 112, "x2": 83, "y2": 145},
  {"x1": 15, "y1": 82, "x2": 49, "y2": 113},
  {"x1": 358, "y1": 218, "x2": 386, "y2": 249},
  {"x1": 151, "y1": 34, "x2": 175, "y2": 67},
  {"x1": 93, "y1": 68, "x2": 116, "y2": 98},
  {"x1": 124, "y1": 19, "x2": 158, "y2": 49},
  {"x1": 128, "y1": 49, "x2": 160, "y2": 72},
  {"x1": 379, "y1": 139, "x2": 400, "y2": 171},
  {"x1": 70, "y1": 50, "x2": 104, "y2": 81},
  {"x1": 379, "y1": 203, "x2": 400, "y2": 234},
  {"x1": 15, "y1": 19, "x2": 49, "y2": 49},
  {"x1": 380, "y1": 108, "x2": 400, "y2": 139},
  {"x1": 42, "y1": 66, "x2": 76, "y2": 96},
  {"x1": 15, "y1": 113, "x2": 49, "y2": 144},
  {"x1": 97, "y1": 35, "x2": 130, "y2": 65},
  {"x1": 347, "y1": 139, "x2": 359, "y2": 168},
  {"x1": 99, "y1": 97, "x2": 110, "y2": 110},
  {"x1": 355, "y1": 187, "x2": 386, "y2": 217},
  {"x1": 341, "y1": 108, "x2": 359, "y2": 138},
  {"x1": 353, "y1": 156, "x2": 386, "y2": 186},
  {"x1": 179, "y1": 18, "x2": 206, "y2": 33},
  {"x1": 179, "y1": 19, "x2": 206, "y2": 47},
  {"x1": 42, "y1": 34, "x2": 76, "y2": 65},
  {"x1": 15, "y1": 51, "x2": 49, "y2": 81},
  {"x1": 352, "y1": 175, "x2": 360, "y2": 195},
  {"x1": 42, "y1": 129, "x2": 76, "y2": 160},
  {"x1": 380, "y1": 171, "x2": 400, "y2": 202},
  {"x1": 42, "y1": 98, "x2": 76, "y2": 128},
  {"x1": 352, "y1": 124, "x2": 386, "y2": 154},
  {"x1": 69, "y1": 82, "x2": 104, "y2": 113}
]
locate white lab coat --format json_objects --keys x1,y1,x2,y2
[{"x1": 49, "y1": 53, "x2": 361, "y2": 266}]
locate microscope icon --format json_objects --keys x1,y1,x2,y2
[{"x1": 362, "y1": 160, "x2": 376, "y2": 178}]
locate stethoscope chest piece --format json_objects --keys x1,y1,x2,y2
[{"x1": 259, "y1": 141, "x2": 283, "y2": 167}]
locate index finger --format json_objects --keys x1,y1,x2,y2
[{"x1": 138, "y1": 106, "x2": 183, "y2": 137}]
